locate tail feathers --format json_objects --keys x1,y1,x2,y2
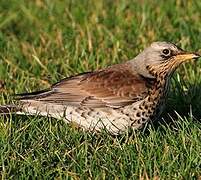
[
  {"x1": 0, "y1": 105, "x2": 21, "y2": 114},
  {"x1": 15, "y1": 89, "x2": 52, "y2": 100}
]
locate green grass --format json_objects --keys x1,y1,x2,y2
[{"x1": 1, "y1": 0, "x2": 201, "y2": 179}]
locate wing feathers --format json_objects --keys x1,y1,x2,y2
[{"x1": 18, "y1": 63, "x2": 152, "y2": 108}]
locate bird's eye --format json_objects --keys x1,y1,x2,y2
[{"x1": 162, "y1": 49, "x2": 171, "y2": 56}]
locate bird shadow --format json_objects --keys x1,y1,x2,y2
[{"x1": 151, "y1": 81, "x2": 201, "y2": 131}]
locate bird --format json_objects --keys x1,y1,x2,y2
[{"x1": 0, "y1": 42, "x2": 200, "y2": 134}]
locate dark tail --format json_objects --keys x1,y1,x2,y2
[
  {"x1": 15, "y1": 89, "x2": 52, "y2": 100},
  {"x1": 0, "y1": 105, "x2": 21, "y2": 114}
]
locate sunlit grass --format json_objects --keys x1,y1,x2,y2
[{"x1": 0, "y1": 0, "x2": 201, "y2": 179}]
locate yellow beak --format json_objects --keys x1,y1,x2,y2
[{"x1": 175, "y1": 52, "x2": 200, "y2": 61}]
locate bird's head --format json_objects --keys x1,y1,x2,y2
[{"x1": 131, "y1": 41, "x2": 200, "y2": 78}]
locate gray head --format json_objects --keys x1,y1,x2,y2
[{"x1": 129, "y1": 41, "x2": 200, "y2": 78}]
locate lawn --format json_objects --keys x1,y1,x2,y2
[{"x1": 0, "y1": 0, "x2": 201, "y2": 179}]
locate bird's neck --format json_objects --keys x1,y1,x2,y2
[
  {"x1": 147, "y1": 67, "x2": 171, "y2": 110},
  {"x1": 150, "y1": 73, "x2": 170, "y2": 97},
  {"x1": 146, "y1": 64, "x2": 170, "y2": 93},
  {"x1": 139, "y1": 68, "x2": 170, "y2": 100},
  {"x1": 138, "y1": 70, "x2": 170, "y2": 111},
  {"x1": 139, "y1": 70, "x2": 171, "y2": 121}
]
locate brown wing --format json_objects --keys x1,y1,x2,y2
[{"x1": 19, "y1": 64, "x2": 152, "y2": 108}]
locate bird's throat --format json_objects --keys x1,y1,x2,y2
[
  {"x1": 145, "y1": 72, "x2": 170, "y2": 120},
  {"x1": 150, "y1": 74, "x2": 170, "y2": 100}
]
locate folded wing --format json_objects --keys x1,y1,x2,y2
[{"x1": 18, "y1": 64, "x2": 152, "y2": 108}]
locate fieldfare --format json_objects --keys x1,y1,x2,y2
[{"x1": 0, "y1": 42, "x2": 200, "y2": 134}]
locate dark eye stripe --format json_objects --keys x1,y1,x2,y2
[{"x1": 160, "y1": 54, "x2": 171, "y2": 60}]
